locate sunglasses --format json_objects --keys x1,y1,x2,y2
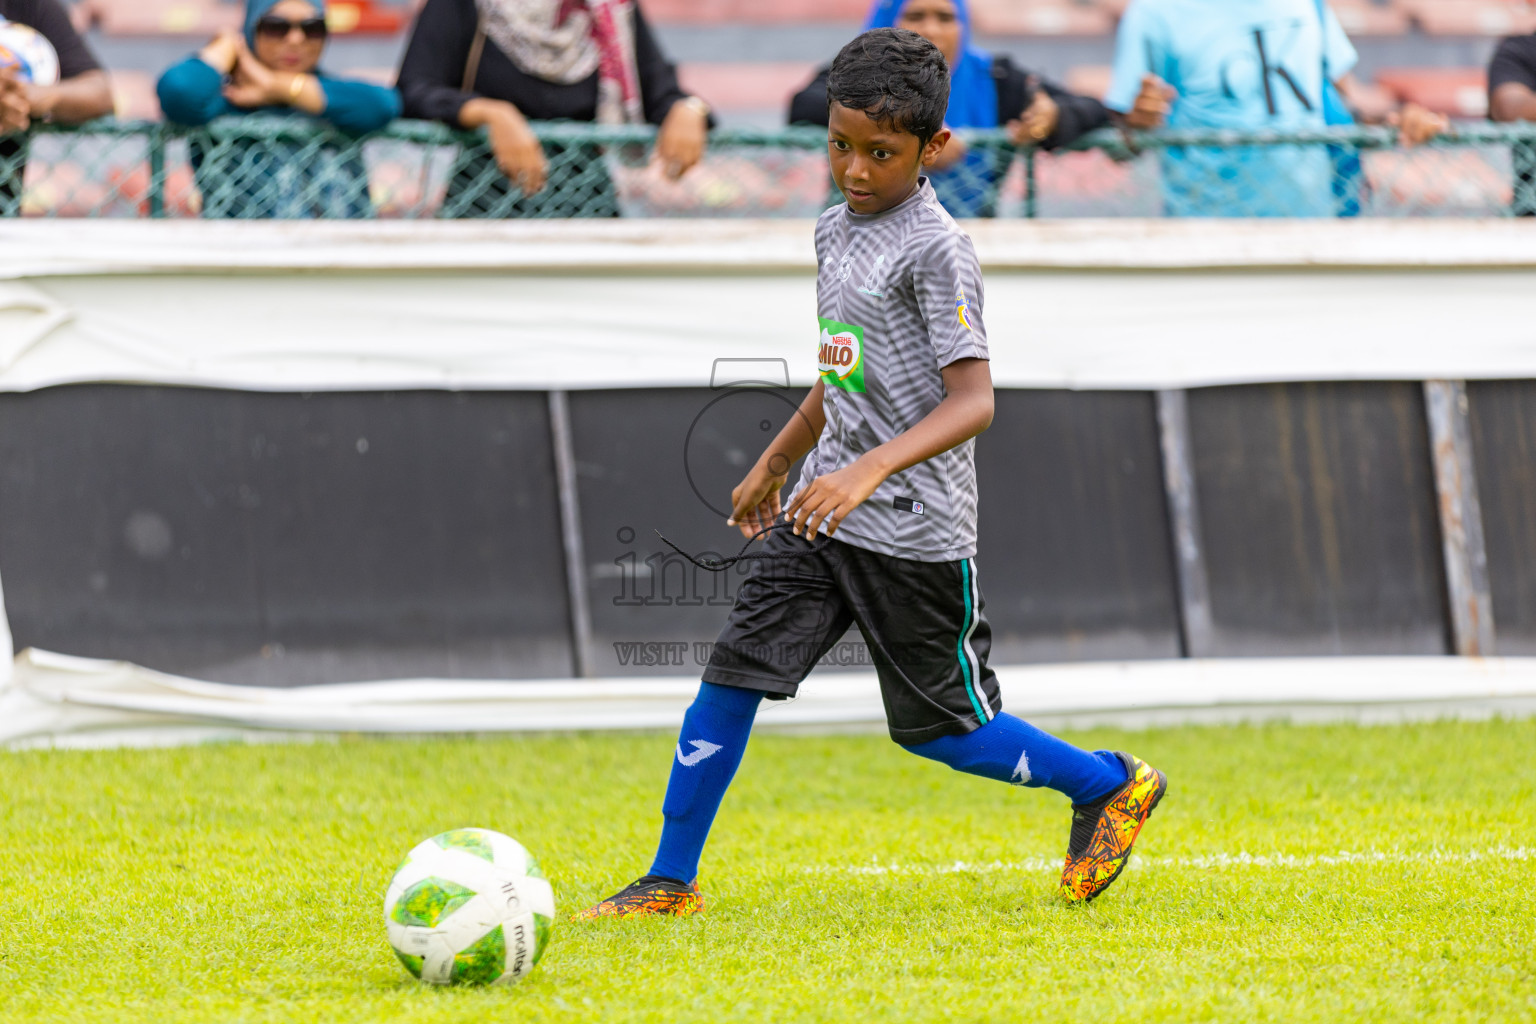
[{"x1": 255, "y1": 15, "x2": 328, "y2": 40}]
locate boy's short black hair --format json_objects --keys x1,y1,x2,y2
[{"x1": 826, "y1": 28, "x2": 950, "y2": 147}]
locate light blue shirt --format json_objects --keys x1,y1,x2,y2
[{"x1": 1106, "y1": 0, "x2": 1358, "y2": 216}]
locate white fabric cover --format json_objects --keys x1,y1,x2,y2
[
  {"x1": 5, "y1": 647, "x2": 1535, "y2": 748},
  {"x1": 1, "y1": 219, "x2": 1534, "y2": 393}
]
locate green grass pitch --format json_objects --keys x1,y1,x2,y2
[{"x1": 2, "y1": 717, "x2": 1533, "y2": 1023}]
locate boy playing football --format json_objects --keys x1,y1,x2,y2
[{"x1": 578, "y1": 27, "x2": 1166, "y2": 919}]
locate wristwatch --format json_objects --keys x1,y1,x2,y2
[{"x1": 679, "y1": 96, "x2": 710, "y2": 120}]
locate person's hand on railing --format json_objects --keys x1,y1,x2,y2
[
  {"x1": 1387, "y1": 103, "x2": 1449, "y2": 148},
  {"x1": 1006, "y1": 76, "x2": 1059, "y2": 146},
  {"x1": 1123, "y1": 73, "x2": 1175, "y2": 131},
  {"x1": 0, "y1": 67, "x2": 29, "y2": 134},
  {"x1": 459, "y1": 99, "x2": 548, "y2": 195},
  {"x1": 1334, "y1": 75, "x2": 1448, "y2": 148},
  {"x1": 655, "y1": 97, "x2": 710, "y2": 181}
]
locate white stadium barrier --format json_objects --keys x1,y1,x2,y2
[{"x1": 2, "y1": 218, "x2": 1535, "y2": 746}]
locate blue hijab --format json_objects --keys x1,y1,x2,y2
[
  {"x1": 244, "y1": 0, "x2": 327, "y2": 48},
  {"x1": 863, "y1": 0, "x2": 999, "y2": 129}
]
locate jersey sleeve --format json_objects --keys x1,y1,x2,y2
[
  {"x1": 23, "y1": 0, "x2": 102, "y2": 80},
  {"x1": 1489, "y1": 36, "x2": 1536, "y2": 92},
  {"x1": 1104, "y1": 0, "x2": 1160, "y2": 113},
  {"x1": 913, "y1": 230, "x2": 988, "y2": 369},
  {"x1": 1321, "y1": 5, "x2": 1359, "y2": 79}
]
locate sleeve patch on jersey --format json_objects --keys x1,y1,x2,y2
[{"x1": 956, "y1": 288, "x2": 973, "y2": 332}]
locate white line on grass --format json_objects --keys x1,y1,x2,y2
[{"x1": 802, "y1": 846, "x2": 1536, "y2": 877}]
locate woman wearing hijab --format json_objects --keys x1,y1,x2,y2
[
  {"x1": 789, "y1": 0, "x2": 1109, "y2": 217},
  {"x1": 396, "y1": 0, "x2": 711, "y2": 218},
  {"x1": 157, "y1": 0, "x2": 402, "y2": 217}
]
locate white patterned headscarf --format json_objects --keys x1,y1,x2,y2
[{"x1": 474, "y1": 0, "x2": 643, "y2": 124}]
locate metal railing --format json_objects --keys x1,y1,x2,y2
[{"x1": 4, "y1": 117, "x2": 1534, "y2": 219}]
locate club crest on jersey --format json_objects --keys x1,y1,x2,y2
[
  {"x1": 817, "y1": 317, "x2": 866, "y2": 393},
  {"x1": 956, "y1": 287, "x2": 973, "y2": 331}
]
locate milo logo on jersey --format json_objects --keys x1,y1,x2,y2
[{"x1": 817, "y1": 317, "x2": 866, "y2": 393}]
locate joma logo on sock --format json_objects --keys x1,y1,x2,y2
[{"x1": 676, "y1": 740, "x2": 723, "y2": 767}]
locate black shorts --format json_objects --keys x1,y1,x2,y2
[{"x1": 701, "y1": 528, "x2": 1002, "y2": 745}]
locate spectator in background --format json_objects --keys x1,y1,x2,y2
[
  {"x1": 1488, "y1": 31, "x2": 1536, "y2": 215},
  {"x1": 157, "y1": 0, "x2": 401, "y2": 218},
  {"x1": 1107, "y1": 0, "x2": 1447, "y2": 217},
  {"x1": 0, "y1": 0, "x2": 113, "y2": 214},
  {"x1": 789, "y1": 0, "x2": 1109, "y2": 217},
  {"x1": 396, "y1": 0, "x2": 711, "y2": 218}
]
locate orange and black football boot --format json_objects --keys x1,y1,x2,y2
[
  {"x1": 1059, "y1": 751, "x2": 1167, "y2": 902},
  {"x1": 572, "y1": 875, "x2": 705, "y2": 920}
]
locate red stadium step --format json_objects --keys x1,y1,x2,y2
[
  {"x1": 1330, "y1": 0, "x2": 1411, "y2": 36},
  {"x1": 1375, "y1": 67, "x2": 1490, "y2": 118},
  {"x1": 92, "y1": 0, "x2": 240, "y2": 37},
  {"x1": 1401, "y1": 0, "x2": 1536, "y2": 36},
  {"x1": 677, "y1": 62, "x2": 820, "y2": 114},
  {"x1": 971, "y1": 0, "x2": 1116, "y2": 37},
  {"x1": 644, "y1": 0, "x2": 866, "y2": 23},
  {"x1": 325, "y1": 1, "x2": 410, "y2": 34}
]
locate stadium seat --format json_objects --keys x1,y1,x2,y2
[
  {"x1": 676, "y1": 62, "x2": 819, "y2": 115},
  {"x1": 971, "y1": 0, "x2": 1115, "y2": 37},
  {"x1": 1374, "y1": 67, "x2": 1490, "y2": 117},
  {"x1": 1329, "y1": 1, "x2": 1411, "y2": 36},
  {"x1": 1401, "y1": 1, "x2": 1536, "y2": 36}
]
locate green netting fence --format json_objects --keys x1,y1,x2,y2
[{"x1": 2, "y1": 117, "x2": 1534, "y2": 219}]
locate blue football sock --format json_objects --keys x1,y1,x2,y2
[
  {"x1": 648, "y1": 681, "x2": 763, "y2": 884},
  {"x1": 903, "y1": 712, "x2": 1127, "y2": 805}
]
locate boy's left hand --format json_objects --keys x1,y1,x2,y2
[{"x1": 785, "y1": 456, "x2": 887, "y2": 540}]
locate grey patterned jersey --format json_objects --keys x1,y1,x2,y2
[{"x1": 787, "y1": 178, "x2": 990, "y2": 563}]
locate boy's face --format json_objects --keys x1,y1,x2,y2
[{"x1": 827, "y1": 102, "x2": 951, "y2": 215}]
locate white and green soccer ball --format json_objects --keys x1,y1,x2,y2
[{"x1": 384, "y1": 828, "x2": 555, "y2": 986}]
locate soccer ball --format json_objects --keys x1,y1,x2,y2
[
  {"x1": 0, "y1": 19, "x2": 59, "y2": 87},
  {"x1": 383, "y1": 828, "x2": 555, "y2": 986}
]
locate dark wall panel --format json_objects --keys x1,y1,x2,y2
[
  {"x1": 570, "y1": 388, "x2": 1181, "y2": 674},
  {"x1": 569, "y1": 387, "x2": 817, "y2": 677},
  {"x1": 1467, "y1": 380, "x2": 1536, "y2": 655},
  {"x1": 975, "y1": 391, "x2": 1181, "y2": 662},
  {"x1": 0, "y1": 386, "x2": 572, "y2": 685},
  {"x1": 1188, "y1": 382, "x2": 1448, "y2": 655}
]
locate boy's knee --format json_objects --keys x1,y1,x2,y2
[{"x1": 694, "y1": 680, "x2": 767, "y2": 717}]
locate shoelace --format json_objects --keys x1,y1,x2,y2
[{"x1": 655, "y1": 518, "x2": 826, "y2": 572}]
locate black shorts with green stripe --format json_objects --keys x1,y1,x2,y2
[{"x1": 701, "y1": 528, "x2": 1001, "y2": 745}]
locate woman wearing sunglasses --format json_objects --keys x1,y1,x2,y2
[{"x1": 157, "y1": 0, "x2": 402, "y2": 217}]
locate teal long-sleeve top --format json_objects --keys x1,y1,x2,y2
[{"x1": 156, "y1": 56, "x2": 401, "y2": 134}]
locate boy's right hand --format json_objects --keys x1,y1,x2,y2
[{"x1": 727, "y1": 461, "x2": 789, "y2": 539}]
